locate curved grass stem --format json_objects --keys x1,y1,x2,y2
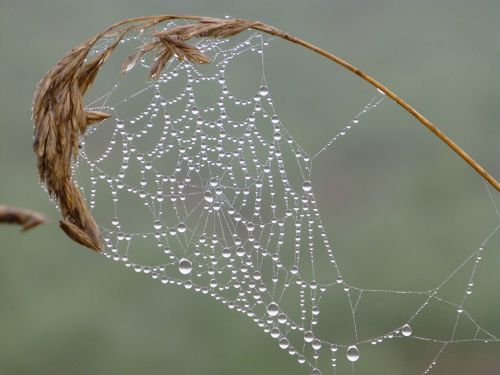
[{"x1": 88, "y1": 15, "x2": 500, "y2": 192}]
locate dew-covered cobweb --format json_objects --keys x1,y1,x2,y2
[{"x1": 64, "y1": 22, "x2": 500, "y2": 374}]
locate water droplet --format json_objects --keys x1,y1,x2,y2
[
  {"x1": 222, "y1": 247, "x2": 231, "y2": 258},
  {"x1": 178, "y1": 258, "x2": 192, "y2": 275},
  {"x1": 259, "y1": 86, "x2": 269, "y2": 97},
  {"x1": 204, "y1": 191, "x2": 214, "y2": 203},
  {"x1": 267, "y1": 302, "x2": 279, "y2": 316},
  {"x1": 401, "y1": 324, "x2": 412, "y2": 337},
  {"x1": 209, "y1": 177, "x2": 218, "y2": 187},
  {"x1": 153, "y1": 220, "x2": 162, "y2": 230},
  {"x1": 304, "y1": 331, "x2": 314, "y2": 343},
  {"x1": 270, "y1": 327, "x2": 280, "y2": 338},
  {"x1": 277, "y1": 313, "x2": 287, "y2": 324},
  {"x1": 312, "y1": 339, "x2": 322, "y2": 350},
  {"x1": 236, "y1": 247, "x2": 246, "y2": 256},
  {"x1": 303, "y1": 181, "x2": 312, "y2": 192},
  {"x1": 177, "y1": 223, "x2": 187, "y2": 233},
  {"x1": 279, "y1": 337, "x2": 289, "y2": 349},
  {"x1": 346, "y1": 345, "x2": 359, "y2": 362},
  {"x1": 311, "y1": 369, "x2": 321, "y2": 375}
]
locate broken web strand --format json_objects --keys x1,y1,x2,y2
[{"x1": 70, "y1": 26, "x2": 500, "y2": 375}]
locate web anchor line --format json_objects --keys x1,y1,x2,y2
[{"x1": 312, "y1": 91, "x2": 386, "y2": 160}]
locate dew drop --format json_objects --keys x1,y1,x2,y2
[
  {"x1": 209, "y1": 177, "x2": 219, "y2": 187},
  {"x1": 401, "y1": 324, "x2": 412, "y2": 337},
  {"x1": 153, "y1": 220, "x2": 162, "y2": 230},
  {"x1": 304, "y1": 331, "x2": 314, "y2": 343},
  {"x1": 346, "y1": 345, "x2": 359, "y2": 362},
  {"x1": 279, "y1": 337, "x2": 289, "y2": 349},
  {"x1": 178, "y1": 258, "x2": 192, "y2": 275},
  {"x1": 236, "y1": 247, "x2": 246, "y2": 257},
  {"x1": 204, "y1": 191, "x2": 214, "y2": 203},
  {"x1": 259, "y1": 86, "x2": 269, "y2": 97},
  {"x1": 312, "y1": 339, "x2": 322, "y2": 350},
  {"x1": 267, "y1": 302, "x2": 279, "y2": 316},
  {"x1": 177, "y1": 223, "x2": 187, "y2": 233},
  {"x1": 303, "y1": 181, "x2": 312, "y2": 192},
  {"x1": 222, "y1": 247, "x2": 232, "y2": 258},
  {"x1": 277, "y1": 313, "x2": 288, "y2": 324}
]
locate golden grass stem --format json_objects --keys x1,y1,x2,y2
[
  {"x1": 255, "y1": 24, "x2": 500, "y2": 192},
  {"x1": 101, "y1": 15, "x2": 500, "y2": 192},
  {"x1": 33, "y1": 15, "x2": 499, "y2": 251}
]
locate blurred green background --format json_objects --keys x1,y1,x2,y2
[{"x1": 1, "y1": 0, "x2": 499, "y2": 374}]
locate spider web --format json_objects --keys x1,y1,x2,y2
[{"x1": 64, "y1": 23, "x2": 500, "y2": 374}]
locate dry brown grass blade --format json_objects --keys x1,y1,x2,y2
[
  {"x1": 123, "y1": 19, "x2": 255, "y2": 79},
  {"x1": 33, "y1": 14, "x2": 500, "y2": 253},
  {"x1": 85, "y1": 111, "x2": 111, "y2": 127},
  {"x1": 32, "y1": 26, "x2": 133, "y2": 252},
  {"x1": 121, "y1": 49, "x2": 146, "y2": 74},
  {"x1": 0, "y1": 205, "x2": 46, "y2": 232},
  {"x1": 59, "y1": 219, "x2": 101, "y2": 251}
]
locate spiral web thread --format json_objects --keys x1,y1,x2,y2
[{"x1": 70, "y1": 24, "x2": 500, "y2": 374}]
